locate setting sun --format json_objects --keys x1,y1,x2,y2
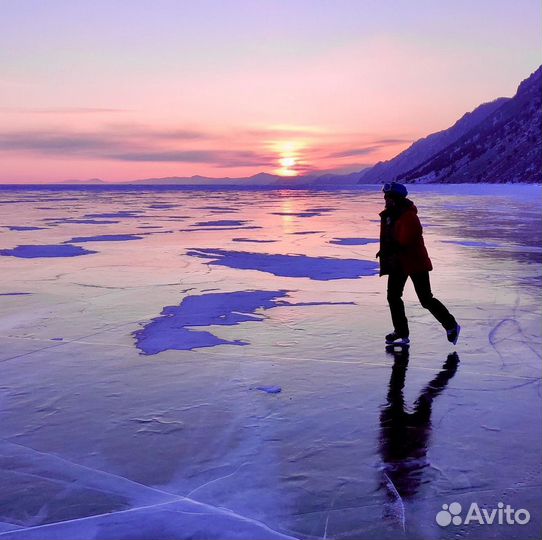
[
  {"x1": 274, "y1": 140, "x2": 305, "y2": 176},
  {"x1": 280, "y1": 157, "x2": 296, "y2": 168},
  {"x1": 277, "y1": 157, "x2": 298, "y2": 177}
]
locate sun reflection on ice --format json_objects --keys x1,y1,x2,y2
[{"x1": 279, "y1": 199, "x2": 295, "y2": 233}]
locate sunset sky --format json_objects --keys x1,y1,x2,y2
[{"x1": 0, "y1": 0, "x2": 540, "y2": 183}]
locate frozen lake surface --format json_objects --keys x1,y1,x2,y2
[{"x1": 0, "y1": 184, "x2": 540, "y2": 539}]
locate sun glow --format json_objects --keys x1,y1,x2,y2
[
  {"x1": 274, "y1": 140, "x2": 305, "y2": 177},
  {"x1": 280, "y1": 157, "x2": 296, "y2": 168}
]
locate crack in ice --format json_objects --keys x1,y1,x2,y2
[
  {"x1": 186, "y1": 461, "x2": 250, "y2": 498},
  {"x1": 0, "y1": 441, "x2": 298, "y2": 540}
]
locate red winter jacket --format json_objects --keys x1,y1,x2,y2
[{"x1": 378, "y1": 200, "x2": 433, "y2": 276}]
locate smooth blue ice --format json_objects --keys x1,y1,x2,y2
[
  {"x1": 193, "y1": 219, "x2": 248, "y2": 227},
  {"x1": 232, "y1": 238, "x2": 277, "y2": 243},
  {"x1": 134, "y1": 290, "x2": 290, "y2": 355},
  {"x1": 180, "y1": 226, "x2": 262, "y2": 232},
  {"x1": 84, "y1": 212, "x2": 143, "y2": 219},
  {"x1": 186, "y1": 248, "x2": 379, "y2": 280},
  {"x1": 0, "y1": 244, "x2": 97, "y2": 258},
  {"x1": 45, "y1": 218, "x2": 120, "y2": 225},
  {"x1": 441, "y1": 240, "x2": 502, "y2": 248},
  {"x1": 276, "y1": 300, "x2": 355, "y2": 307},
  {"x1": 255, "y1": 386, "x2": 282, "y2": 394},
  {"x1": 305, "y1": 207, "x2": 335, "y2": 212},
  {"x1": 5, "y1": 226, "x2": 46, "y2": 231},
  {"x1": 330, "y1": 237, "x2": 379, "y2": 246},
  {"x1": 195, "y1": 205, "x2": 239, "y2": 212},
  {"x1": 270, "y1": 211, "x2": 321, "y2": 218},
  {"x1": 65, "y1": 234, "x2": 143, "y2": 243}
]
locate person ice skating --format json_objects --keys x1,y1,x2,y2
[{"x1": 377, "y1": 182, "x2": 460, "y2": 346}]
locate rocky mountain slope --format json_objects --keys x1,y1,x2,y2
[
  {"x1": 358, "y1": 98, "x2": 509, "y2": 184},
  {"x1": 395, "y1": 67, "x2": 541, "y2": 183}
]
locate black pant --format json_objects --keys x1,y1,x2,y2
[{"x1": 387, "y1": 271, "x2": 456, "y2": 338}]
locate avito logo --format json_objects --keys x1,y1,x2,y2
[{"x1": 436, "y1": 502, "x2": 530, "y2": 527}]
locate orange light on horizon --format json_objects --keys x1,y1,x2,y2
[{"x1": 277, "y1": 168, "x2": 298, "y2": 177}]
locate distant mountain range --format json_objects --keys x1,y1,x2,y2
[
  {"x1": 131, "y1": 172, "x2": 314, "y2": 186},
  {"x1": 61, "y1": 66, "x2": 541, "y2": 186},
  {"x1": 63, "y1": 171, "x2": 364, "y2": 186}
]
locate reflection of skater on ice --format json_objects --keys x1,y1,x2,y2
[
  {"x1": 377, "y1": 182, "x2": 460, "y2": 346},
  {"x1": 379, "y1": 349, "x2": 460, "y2": 527}
]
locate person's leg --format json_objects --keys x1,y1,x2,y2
[
  {"x1": 387, "y1": 271, "x2": 409, "y2": 337},
  {"x1": 410, "y1": 271, "x2": 457, "y2": 330}
]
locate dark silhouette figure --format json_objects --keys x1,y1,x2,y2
[
  {"x1": 379, "y1": 348, "x2": 460, "y2": 507},
  {"x1": 377, "y1": 181, "x2": 460, "y2": 345}
]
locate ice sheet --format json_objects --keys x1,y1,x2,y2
[{"x1": 0, "y1": 184, "x2": 540, "y2": 539}]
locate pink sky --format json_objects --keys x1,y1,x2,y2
[{"x1": 0, "y1": 1, "x2": 540, "y2": 182}]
